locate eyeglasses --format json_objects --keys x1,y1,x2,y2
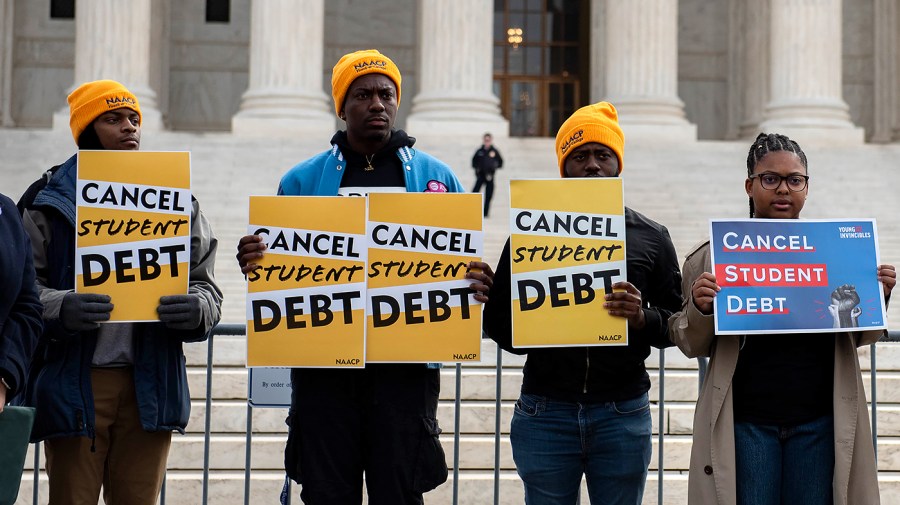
[{"x1": 749, "y1": 172, "x2": 809, "y2": 192}]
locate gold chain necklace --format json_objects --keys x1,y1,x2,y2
[{"x1": 364, "y1": 154, "x2": 375, "y2": 171}]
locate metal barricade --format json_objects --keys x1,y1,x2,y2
[{"x1": 24, "y1": 325, "x2": 900, "y2": 505}]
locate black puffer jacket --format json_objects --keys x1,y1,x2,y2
[
  {"x1": 483, "y1": 207, "x2": 683, "y2": 402},
  {"x1": 0, "y1": 193, "x2": 42, "y2": 399}
]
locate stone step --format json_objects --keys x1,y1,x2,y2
[
  {"x1": 186, "y1": 334, "x2": 900, "y2": 376},
  {"x1": 185, "y1": 367, "x2": 705, "y2": 403},
  {"x1": 4, "y1": 128, "x2": 900, "y2": 335},
  {"x1": 20, "y1": 433, "x2": 694, "y2": 472},
  {"x1": 11, "y1": 469, "x2": 687, "y2": 505},
  {"x1": 183, "y1": 335, "x2": 709, "y2": 370},
  {"x1": 17, "y1": 470, "x2": 900, "y2": 505},
  {"x1": 181, "y1": 400, "x2": 699, "y2": 437},
  {"x1": 180, "y1": 399, "x2": 900, "y2": 442},
  {"x1": 186, "y1": 364, "x2": 900, "y2": 414}
]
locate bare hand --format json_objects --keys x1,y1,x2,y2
[
  {"x1": 0, "y1": 382, "x2": 6, "y2": 413},
  {"x1": 466, "y1": 261, "x2": 494, "y2": 303},
  {"x1": 879, "y1": 264, "x2": 896, "y2": 299},
  {"x1": 237, "y1": 235, "x2": 266, "y2": 275},
  {"x1": 691, "y1": 272, "x2": 719, "y2": 315},
  {"x1": 604, "y1": 281, "x2": 645, "y2": 329}
]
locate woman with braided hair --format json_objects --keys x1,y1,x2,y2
[{"x1": 669, "y1": 133, "x2": 895, "y2": 505}]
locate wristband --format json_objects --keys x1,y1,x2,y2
[{"x1": 0, "y1": 376, "x2": 10, "y2": 391}]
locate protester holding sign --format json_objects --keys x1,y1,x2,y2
[
  {"x1": 668, "y1": 132, "x2": 896, "y2": 505},
  {"x1": 236, "y1": 50, "x2": 493, "y2": 505},
  {"x1": 482, "y1": 102, "x2": 684, "y2": 504},
  {"x1": 16, "y1": 80, "x2": 223, "y2": 505}
]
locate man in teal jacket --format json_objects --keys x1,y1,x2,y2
[{"x1": 237, "y1": 50, "x2": 492, "y2": 505}]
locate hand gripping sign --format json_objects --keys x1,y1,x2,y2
[
  {"x1": 509, "y1": 179, "x2": 628, "y2": 347},
  {"x1": 366, "y1": 193, "x2": 484, "y2": 363},
  {"x1": 710, "y1": 218, "x2": 887, "y2": 334},
  {"x1": 75, "y1": 151, "x2": 191, "y2": 322},
  {"x1": 246, "y1": 196, "x2": 367, "y2": 367}
]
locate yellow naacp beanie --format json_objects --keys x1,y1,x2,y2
[
  {"x1": 331, "y1": 49, "x2": 402, "y2": 117},
  {"x1": 67, "y1": 80, "x2": 141, "y2": 145},
  {"x1": 555, "y1": 101, "x2": 625, "y2": 177}
]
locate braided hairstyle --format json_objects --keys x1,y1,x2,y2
[{"x1": 745, "y1": 132, "x2": 808, "y2": 218}]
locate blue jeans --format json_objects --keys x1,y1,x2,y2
[
  {"x1": 734, "y1": 415, "x2": 834, "y2": 505},
  {"x1": 510, "y1": 392, "x2": 652, "y2": 505}
]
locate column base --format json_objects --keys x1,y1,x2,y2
[
  {"x1": 405, "y1": 115, "x2": 509, "y2": 139},
  {"x1": 406, "y1": 92, "x2": 509, "y2": 138},
  {"x1": 231, "y1": 90, "x2": 335, "y2": 137},
  {"x1": 608, "y1": 96, "x2": 697, "y2": 142},
  {"x1": 755, "y1": 122, "x2": 865, "y2": 146},
  {"x1": 618, "y1": 122, "x2": 697, "y2": 143},
  {"x1": 760, "y1": 98, "x2": 864, "y2": 145},
  {"x1": 232, "y1": 111, "x2": 336, "y2": 137}
]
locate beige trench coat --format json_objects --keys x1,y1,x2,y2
[{"x1": 668, "y1": 240, "x2": 882, "y2": 505}]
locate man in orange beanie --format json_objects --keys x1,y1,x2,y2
[
  {"x1": 482, "y1": 102, "x2": 683, "y2": 505},
  {"x1": 16, "y1": 80, "x2": 223, "y2": 505},
  {"x1": 236, "y1": 50, "x2": 493, "y2": 505}
]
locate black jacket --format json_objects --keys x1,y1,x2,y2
[
  {"x1": 483, "y1": 207, "x2": 683, "y2": 402},
  {"x1": 471, "y1": 146, "x2": 503, "y2": 175},
  {"x1": 0, "y1": 193, "x2": 42, "y2": 399}
]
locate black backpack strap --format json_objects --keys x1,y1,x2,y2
[{"x1": 17, "y1": 165, "x2": 61, "y2": 214}]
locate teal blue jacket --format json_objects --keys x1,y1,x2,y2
[{"x1": 278, "y1": 143, "x2": 464, "y2": 196}]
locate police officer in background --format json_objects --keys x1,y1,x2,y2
[{"x1": 471, "y1": 132, "x2": 503, "y2": 217}]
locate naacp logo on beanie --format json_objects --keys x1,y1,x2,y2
[
  {"x1": 353, "y1": 59, "x2": 388, "y2": 73},
  {"x1": 559, "y1": 129, "x2": 585, "y2": 155}
]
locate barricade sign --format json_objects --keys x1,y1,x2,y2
[{"x1": 248, "y1": 368, "x2": 292, "y2": 408}]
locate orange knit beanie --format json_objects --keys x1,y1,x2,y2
[
  {"x1": 67, "y1": 80, "x2": 141, "y2": 144},
  {"x1": 555, "y1": 102, "x2": 624, "y2": 176},
  {"x1": 331, "y1": 49, "x2": 402, "y2": 117}
]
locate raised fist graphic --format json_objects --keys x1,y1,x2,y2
[{"x1": 828, "y1": 284, "x2": 862, "y2": 328}]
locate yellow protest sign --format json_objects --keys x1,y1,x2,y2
[
  {"x1": 246, "y1": 196, "x2": 367, "y2": 367},
  {"x1": 366, "y1": 193, "x2": 483, "y2": 362},
  {"x1": 509, "y1": 179, "x2": 628, "y2": 347},
  {"x1": 75, "y1": 151, "x2": 191, "y2": 322}
]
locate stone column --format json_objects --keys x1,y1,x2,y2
[
  {"x1": 0, "y1": 0, "x2": 13, "y2": 126},
  {"x1": 872, "y1": 0, "x2": 898, "y2": 142},
  {"x1": 232, "y1": 0, "x2": 334, "y2": 136},
  {"x1": 733, "y1": 0, "x2": 770, "y2": 139},
  {"x1": 589, "y1": 0, "x2": 606, "y2": 102},
  {"x1": 760, "y1": 0, "x2": 863, "y2": 144},
  {"x1": 53, "y1": 0, "x2": 164, "y2": 131},
  {"x1": 405, "y1": 0, "x2": 508, "y2": 138},
  {"x1": 603, "y1": 0, "x2": 695, "y2": 141}
]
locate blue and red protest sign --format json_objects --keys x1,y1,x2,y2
[{"x1": 710, "y1": 219, "x2": 887, "y2": 335}]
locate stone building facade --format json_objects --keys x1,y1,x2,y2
[{"x1": 1, "y1": 0, "x2": 898, "y2": 144}]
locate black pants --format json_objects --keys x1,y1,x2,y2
[
  {"x1": 285, "y1": 365, "x2": 447, "y2": 505},
  {"x1": 472, "y1": 171, "x2": 494, "y2": 217}
]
